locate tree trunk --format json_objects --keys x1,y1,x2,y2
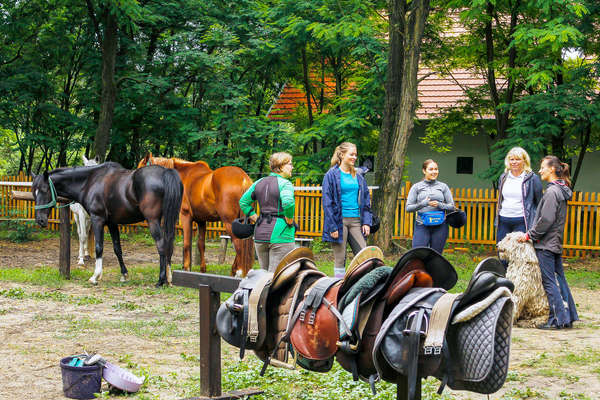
[
  {"x1": 374, "y1": 0, "x2": 430, "y2": 251},
  {"x1": 301, "y1": 46, "x2": 314, "y2": 126},
  {"x1": 93, "y1": 12, "x2": 118, "y2": 162}
]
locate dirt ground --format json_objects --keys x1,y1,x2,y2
[{"x1": 1, "y1": 236, "x2": 600, "y2": 400}]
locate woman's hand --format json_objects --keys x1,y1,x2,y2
[
  {"x1": 362, "y1": 225, "x2": 370, "y2": 236},
  {"x1": 516, "y1": 233, "x2": 528, "y2": 243},
  {"x1": 330, "y1": 231, "x2": 339, "y2": 239},
  {"x1": 249, "y1": 214, "x2": 258, "y2": 223},
  {"x1": 428, "y1": 200, "x2": 439, "y2": 207}
]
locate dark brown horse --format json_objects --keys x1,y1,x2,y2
[
  {"x1": 137, "y1": 153, "x2": 254, "y2": 276},
  {"x1": 32, "y1": 162, "x2": 183, "y2": 286}
]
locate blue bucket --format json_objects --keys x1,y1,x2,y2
[{"x1": 60, "y1": 356, "x2": 103, "y2": 399}]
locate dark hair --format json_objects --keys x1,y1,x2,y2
[
  {"x1": 542, "y1": 155, "x2": 571, "y2": 187},
  {"x1": 422, "y1": 159, "x2": 437, "y2": 171}
]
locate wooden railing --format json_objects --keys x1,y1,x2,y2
[{"x1": 2, "y1": 174, "x2": 599, "y2": 257}]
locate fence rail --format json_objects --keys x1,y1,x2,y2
[{"x1": 2, "y1": 173, "x2": 599, "y2": 257}]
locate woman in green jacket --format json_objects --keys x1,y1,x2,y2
[{"x1": 239, "y1": 152, "x2": 296, "y2": 272}]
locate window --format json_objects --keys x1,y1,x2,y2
[{"x1": 457, "y1": 157, "x2": 473, "y2": 174}]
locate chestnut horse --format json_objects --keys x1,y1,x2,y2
[{"x1": 137, "y1": 153, "x2": 254, "y2": 276}]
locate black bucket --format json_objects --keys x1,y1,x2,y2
[{"x1": 60, "y1": 357, "x2": 103, "y2": 399}]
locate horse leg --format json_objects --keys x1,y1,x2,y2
[
  {"x1": 73, "y1": 210, "x2": 86, "y2": 265},
  {"x1": 148, "y1": 219, "x2": 169, "y2": 287},
  {"x1": 83, "y1": 213, "x2": 91, "y2": 259},
  {"x1": 107, "y1": 223, "x2": 129, "y2": 282},
  {"x1": 226, "y1": 222, "x2": 243, "y2": 277},
  {"x1": 89, "y1": 217, "x2": 105, "y2": 285},
  {"x1": 196, "y1": 221, "x2": 207, "y2": 273},
  {"x1": 181, "y1": 213, "x2": 193, "y2": 271}
]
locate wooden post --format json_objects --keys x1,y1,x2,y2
[
  {"x1": 59, "y1": 206, "x2": 71, "y2": 279},
  {"x1": 199, "y1": 284, "x2": 222, "y2": 397},
  {"x1": 172, "y1": 271, "x2": 263, "y2": 400}
]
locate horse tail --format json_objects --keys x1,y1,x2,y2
[{"x1": 161, "y1": 168, "x2": 183, "y2": 244}]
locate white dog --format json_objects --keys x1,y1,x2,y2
[{"x1": 498, "y1": 232, "x2": 549, "y2": 327}]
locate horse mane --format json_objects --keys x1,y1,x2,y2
[{"x1": 150, "y1": 156, "x2": 212, "y2": 172}]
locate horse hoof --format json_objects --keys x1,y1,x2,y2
[
  {"x1": 88, "y1": 277, "x2": 98, "y2": 285},
  {"x1": 120, "y1": 274, "x2": 129, "y2": 282}
]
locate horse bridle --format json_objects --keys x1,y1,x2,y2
[{"x1": 34, "y1": 178, "x2": 73, "y2": 210}]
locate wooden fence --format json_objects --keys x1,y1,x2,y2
[{"x1": 2, "y1": 173, "x2": 599, "y2": 257}]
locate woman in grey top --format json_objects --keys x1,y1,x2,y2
[{"x1": 406, "y1": 159, "x2": 455, "y2": 253}]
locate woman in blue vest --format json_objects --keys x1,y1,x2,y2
[
  {"x1": 322, "y1": 142, "x2": 373, "y2": 278},
  {"x1": 239, "y1": 152, "x2": 296, "y2": 272},
  {"x1": 406, "y1": 159, "x2": 455, "y2": 254}
]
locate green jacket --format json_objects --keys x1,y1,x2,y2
[{"x1": 239, "y1": 173, "x2": 295, "y2": 243}]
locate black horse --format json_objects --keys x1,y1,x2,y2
[{"x1": 31, "y1": 162, "x2": 183, "y2": 286}]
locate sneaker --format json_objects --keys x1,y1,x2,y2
[{"x1": 536, "y1": 322, "x2": 561, "y2": 330}]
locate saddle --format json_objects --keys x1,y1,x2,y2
[
  {"x1": 258, "y1": 247, "x2": 325, "y2": 373},
  {"x1": 372, "y1": 257, "x2": 515, "y2": 399},
  {"x1": 285, "y1": 246, "x2": 388, "y2": 374},
  {"x1": 216, "y1": 269, "x2": 273, "y2": 359},
  {"x1": 335, "y1": 247, "x2": 457, "y2": 390},
  {"x1": 288, "y1": 277, "x2": 344, "y2": 372}
]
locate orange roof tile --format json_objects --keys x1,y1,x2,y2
[{"x1": 267, "y1": 68, "x2": 503, "y2": 121}]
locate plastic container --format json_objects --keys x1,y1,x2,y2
[
  {"x1": 60, "y1": 356, "x2": 103, "y2": 400},
  {"x1": 102, "y1": 362, "x2": 145, "y2": 393}
]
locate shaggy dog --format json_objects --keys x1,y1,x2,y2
[{"x1": 498, "y1": 232, "x2": 549, "y2": 327}]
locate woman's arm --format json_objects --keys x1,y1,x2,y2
[
  {"x1": 239, "y1": 180, "x2": 258, "y2": 217},
  {"x1": 438, "y1": 183, "x2": 455, "y2": 210},
  {"x1": 405, "y1": 184, "x2": 428, "y2": 212},
  {"x1": 527, "y1": 191, "x2": 558, "y2": 241}
]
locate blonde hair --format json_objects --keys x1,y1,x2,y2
[
  {"x1": 504, "y1": 147, "x2": 532, "y2": 173},
  {"x1": 270, "y1": 152, "x2": 292, "y2": 173},
  {"x1": 330, "y1": 142, "x2": 357, "y2": 176}
]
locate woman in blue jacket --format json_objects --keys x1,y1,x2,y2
[
  {"x1": 322, "y1": 142, "x2": 373, "y2": 278},
  {"x1": 496, "y1": 147, "x2": 543, "y2": 270}
]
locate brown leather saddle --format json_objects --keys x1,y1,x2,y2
[{"x1": 257, "y1": 247, "x2": 325, "y2": 374}]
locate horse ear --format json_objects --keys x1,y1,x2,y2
[{"x1": 31, "y1": 172, "x2": 37, "y2": 179}]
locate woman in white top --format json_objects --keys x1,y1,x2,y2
[{"x1": 495, "y1": 147, "x2": 543, "y2": 269}]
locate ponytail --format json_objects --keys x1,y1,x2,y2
[{"x1": 543, "y1": 155, "x2": 571, "y2": 187}]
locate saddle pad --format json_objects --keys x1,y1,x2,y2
[
  {"x1": 445, "y1": 296, "x2": 513, "y2": 392},
  {"x1": 452, "y1": 286, "x2": 512, "y2": 324},
  {"x1": 338, "y1": 266, "x2": 392, "y2": 311},
  {"x1": 340, "y1": 293, "x2": 361, "y2": 340}
]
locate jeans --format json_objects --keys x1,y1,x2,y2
[
  {"x1": 331, "y1": 217, "x2": 367, "y2": 277},
  {"x1": 496, "y1": 215, "x2": 527, "y2": 271},
  {"x1": 412, "y1": 222, "x2": 448, "y2": 254},
  {"x1": 535, "y1": 249, "x2": 578, "y2": 326}
]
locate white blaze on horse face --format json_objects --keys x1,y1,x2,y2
[{"x1": 89, "y1": 258, "x2": 103, "y2": 284}]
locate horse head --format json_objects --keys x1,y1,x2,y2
[
  {"x1": 31, "y1": 171, "x2": 53, "y2": 228},
  {"x1": 137, "y1": 152, "x2": 153, "y2": 169},
  {"x1": 82, "y1": 155, "x2": 99, "y2": 166}
]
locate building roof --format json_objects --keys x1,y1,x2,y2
[{"x1": 267, "y1": 68, "x2": 500, "y2": 121}]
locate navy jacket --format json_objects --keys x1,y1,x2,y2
[
  {"x1": 496, "y1": 171, "x2": 543, "y2": 230},
  {"x1": 322, "y1": 165, "x2": 373, "y2": 243}
]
